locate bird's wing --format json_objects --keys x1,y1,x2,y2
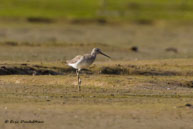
[
  {"x1": 66, "y1": 55, "x2": 83, "y2": 64},
  {"x1": 82, "y1": 54, "x2": 91, "y2": 60},
  {"x1": 80, "y1": 54, "x2": 94, "y2": 65}
]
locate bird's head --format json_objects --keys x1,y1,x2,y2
[{"x1": 91, "y1": 48, "x2": 111, "y2": 59}]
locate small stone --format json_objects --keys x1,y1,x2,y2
[{"x1": 185, "y1": 103, "x2": 192, "y2": 107}]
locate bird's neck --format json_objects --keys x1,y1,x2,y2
[
  {"x1": 91, "y1": 50, "x2": 97, "y2": 55},
  {"x1": 91, "y1": 51, "x2": 97, "y2": 58}
]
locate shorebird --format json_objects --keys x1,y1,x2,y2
[{"x1": 66, "y1": 48, "x2": 111, "y2": 91}]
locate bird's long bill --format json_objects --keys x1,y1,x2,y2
[{"x1": 99, "y1": 51, "x2": 111, "y2": 59}]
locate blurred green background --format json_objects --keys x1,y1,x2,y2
[
  {"x1": 1, "y1": 0, "x2": 193, "y2": 22},
  {"x1": 0, "y1": 0, "x2": 193, "y2": 61}
]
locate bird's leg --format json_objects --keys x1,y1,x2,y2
[
  {"x1": 76, "y1": 69, "x2": 81, "y2": 91},
  {"x1": 76, "y1": 69, "x2": 79, "y2": 90},
  {"x1": 78, "y1": 75, "x2": 81, "y2": 91}
]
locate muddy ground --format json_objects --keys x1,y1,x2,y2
[
  {"x1": 0, "y1": 23, "x2": 193, "y2": 129},
  {"x1": 0, "y1": 60, "x2": 192, "y2": 129},
  {"x1": 0, "y1": 22, "x2": 193, "y2": 61}
]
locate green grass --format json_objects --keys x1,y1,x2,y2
[
  {"x1": 1, "y1": 0, "x2": 193, "y2": 22},
  {"x1": 0, "y1": 0, "x2": 100, "y2": 19}
]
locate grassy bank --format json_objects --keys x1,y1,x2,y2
[{"x1": 1, "y1": 0, "x2": 193, "y2": 22}]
